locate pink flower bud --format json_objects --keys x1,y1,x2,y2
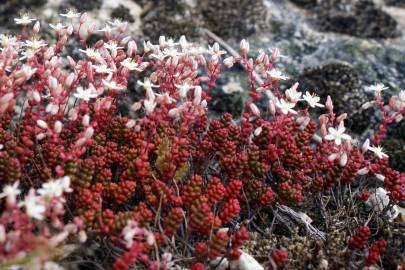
[
  {"x1": 320, "y1": 123, "x2": 327, "y2": 137},
  {"x1": 84, "y1": 127, "x2": 94, "y2": 139},
  {"x1": 328, "y1": 153, "x2": 337, "y2": 161},
  {"x1": 79, "y1": 230, "x2": 87, "y2": 243},
  {"x1": 362, "y1": 139, "x2": 370, "y2": 153},
  {"x1": 357, "y1": 167, "x2": 369, "y2": 175},
  {"x1": 82, "y1": 115, "x2": 90, "y2": 126},
  {"x1": 49, "y1": 76, "x2": 58, "y2": 91},
  {"x1": 36, "y1": 119, "x2": 48, "y2": 129},
  {"x1": 240, "y1": 39, "x2": 250, "y2": 55},
  {"x1": 120, "y1": 36, "x2": 131, "y2": 46},
  {"x1": 389, "y1": 96, "x2": 396, "y2": 109},
  {"x1": 193, "y1": 86, "x2": 202, "y2": 105},
  {"x1": 67, "y1": 56, "x2": 76, "y2": 67},
  {"x1": 125, "y1": 119, "x2": 136, "y2": 129},
  {"x1": 249, "y1": 103, "x2": 260, "y2": 117},
  {"x1": 32, "y1": 91, "x2": 41, "y2": 102},
  {"x1": 67, "y1": 25, "x2": 74, "y2": 35},
  {"x1": 65, "y1": 73, "x2": 75, "y2": 88},
  {"x1": 87, "y1": 23, "x2": 96, "y2": 35},
  {"x1": 339, "y1": 152, "x2": 348, "y2": 167},
  {"x1": 325, "y1": 96, "x2": 333, "y2": 112},
  {"x1": 268, "y1": 100, "x2": 276, "y2": 116},
  {"x1": 361, "y1": 101, "x2": 375, "y2": 110},
  {"x1": 36, "y1": 133, "x2": 46, "y2": 140},
  {"x1": 119, "y1": 22, "x2": 128, "y2": 32},
  {"x1": 254, "y1": 126, "x2": 262, "y2": 136},
  {"x1": 223, "y1": 56, "x2": 235, "y2": 68},
  {"x1": 127, "y1": 40, "x2": 138, "y2": 57},
  {"x1": 80, "y1": 12, "x2": 88, "y2": 24},
  {"x1": 336, "y1": 113, "x2": 347, "y2": 123},
  {"x1": 33, "y1": 21, "x2": 40, "y2": 33},
  {"x1": 44, "y1": 47, "x2": 55, "y2": 60},
  {"x1": 54, "y1": 121, "x2": 63, "y2": 134},
  {"x1": 0, "y1": 93, "x2": 14, "y2": 104}
]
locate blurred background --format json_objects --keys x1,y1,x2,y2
[{"x1": 1, "y1": 0, "x2": 405, "y2": 171}]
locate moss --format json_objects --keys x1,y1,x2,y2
[
  {"x1": 111, "y1": 5, "x2": 135, "y2": 23},
  {"x1": 198, "y1": 0, "x2": 267, "y2": 38}
]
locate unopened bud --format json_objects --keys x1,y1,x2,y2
[
  {"x1": 80, "y1": 12, "x2": 88, "y2": 24},
  {"x1": 328, "y1": 153, "x2": 338, "y2": 161},
  {"x1": 362, "y1": 139, "x2": 370, "y2": 153},
  {"x1": 82, "y1": 114, "x2": 90, "y2": 126},
  {"x1": 193, "y1": 86, "x2": 202, "y2": 105},
  {"x1": 0, "y1": 93, "x2": 14, "y2": 104},
  {"x1": 254, "y1": 126, "x2": 262, "y2": 136},
  {"x1": 223, "y1": 56, "x2": 235, "y2": 68},
  {"x1": 33, "y1": 21, "x2": 40, "y2": 33},
  {"x1": 357, "y1": 167, "x2": 369, "y2": 175},
  {"x1": 361, "y1": 101, "x2": 375, "y2": 110},
  {"x1": 84, "y1": 127, "x2": 94, "y2": 139},
  {"x1": 375, "y1": 173, "x2": 385, "y2": 181},
  {"x1": 54, "y1": 121, "x2": 63, "y2": 134},
  {"x1": 36, "y1": 119, "x2": 48, "y2": 129},
  {"x1": 240, "y1": 39, "x2": 250, "y2": 55},
  {"x1": 65, "y1": 73, "x2": 75, "y2": 88},
  {"x1": 336, "y1": 113, "x2": 347, "y2": 124},
  {"x1": 125, "y1": 119, "x2": 136, "y2": 129},
  {"x1": 249, "y1": 103, "x2": 260, "y2": 117},
  {"x1": 339, "y1": 152, "x2": 348, "y2": 167},
  {"x1": 325, "y1": 96, "x2": 333, "y2": 112}
]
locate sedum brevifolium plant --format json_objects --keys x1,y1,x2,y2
[{"x1": 0, "y1": 10, "x2": 404, "y2": 270}]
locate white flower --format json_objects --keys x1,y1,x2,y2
[
  {"x1": 229, "y1": 250, "x2": 264, "y2": 270},
  {"x1": 303, "y1": 91, "x2": 324, "y2": 108},
  {"x1": 38, "y1": 176, "x2": 72, "y2": 199},
  {"x1": 163, "y1": 48, "x2": 183, "y2": 59},
  {"x1": 144, "y1": 99, "x2": 157, "y2": 115},
  {"x1": 14, "y1": 15, "x2": 36, "y2": 25},
  {"x1": 25, "y1": 38, "x2": 47, "y2": 50},
  {"x1": 276, "y1": 98, "x2": 297, "y2": 115},
  {"x1": 19, "y1": 189, "x2": 46, "y2": 220},
  {"x1": 60, "y1": 10, "x2": 81, "y2": 18},
  {"x1": 49, "y1": 23, "x2": 66, "y2": 32},
  {"x1": 102, "y1": 80, "x2": 126, "y2": 91},
  {"x1": 0, "y1": 34, "x2": 19, "y2": 48},
  {"x1": 79, "y1": 48, "x2": 102, "y2": 61},
  {"x1": 97, "y1": 24, "x2": 115, "y2": 33},
  {"x1": 269, "y1": 47, "x2": 288, "y2": 62},
  {"x1": 0, "y1": 181, "x2": 21, "y2": 205},
  {"x1": 324, "y1": 122, "x2": 352, "y2": 145},
  {"x1": 19, "y1": 49, "x2": 37, "y2": 61},
  {"x1": 137, "y1": 78, "x2": 159, "y2": 92},
  {"x1": 104, "y1": 41, "x2": 123, "y2": 56},
  {"x1": 368, "y1": 145, "x2": 389, "y2": 159},
  {"x1": 121, "y1": 58, "x2": 144, "y2": 71},
  {"x1": 208, "y1": 42, "x2": 227, "y2": 59},
  {"x1": 93, "y1": 64, "x2": 113, "y2": 74},
  {"x1": 159, "y1": 36, "x2": 178, "y2": 48},
  {"x1": 107, "y1": 18, "x2": 125, "y2": 28},
  {"x1": 366, "y1": 187, "x2": 390, "y2": 212},
  {"x1": 175, "y1": 82, "x2": 193, "y2": 99},
  {"x1": 179, "y1": 35, "x2": 189, "y2": 50},
  {"x1": 267, "y1": 69, "x2": 289, "y2": 81},
  {"x1": 73, "y1": 87, "x2": 98, "y2": 102},
  {"x1": 366, "y1": 83, "x2": 388, "y2": 96},
  {"x1": 285, "y1": 83, "x2": 302, "y2": 103}
]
